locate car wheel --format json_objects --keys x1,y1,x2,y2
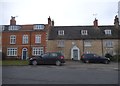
[
  {"x1": 85, "y1": 60, "x2": 89, "y2": 63},
  {"x1": 104, "y1": 60, "x2": 109, "y2": 64},
  {"x1": 55, "y1": 60, "x2": 61, "y2": 66},
  {"x1": 32, "y1": 60, "x2": 37, "y2": 65}
]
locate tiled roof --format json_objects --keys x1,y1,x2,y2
[{"x1": 48, "y1": 26, "x2": 120, "y2": 40}]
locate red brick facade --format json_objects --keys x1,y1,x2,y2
[{"x1": 2, "y1": 17, "x2": 52, "y2": 60}]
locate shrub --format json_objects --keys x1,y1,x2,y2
[{"x1": 111, "y1": 55, "x2": 120, "y2": 62}]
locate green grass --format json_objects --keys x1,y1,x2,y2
[{"x1": 1, "y1": 60, "x2": 29, "y2": 66}]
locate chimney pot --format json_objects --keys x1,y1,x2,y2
[
  {"x1": 114, "y1": 15, "x2": 119, "y2": 28},
  {"x1": 48, "y1": 16, "x2": 51, "y2": 25},
  {"x1": 52, "y1": 20, "x2": 54, "y2": 26}
]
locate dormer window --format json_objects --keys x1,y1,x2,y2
[
  {"x1": 34, "y1": 24, "x2": 44, "y2": 30},
  {"x1": 104, "y1": 30, "x2": 111, "y2": 35},
  {"x1": 81, "y1": 30, "x2": 88, "y2": 35},
  {"x1": 8, "y1": 25, "x2": 20, "y2": 31},
  {"x1": 58, "y1": 30, "x2": 64, "y2": 36},
  {"x1": 0, "y1": 25, "x2": 4, "y2": 31}
]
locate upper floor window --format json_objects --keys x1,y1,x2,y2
[
  {"x1": 34, "y1": 25, "x2": 44, "y2": 30},
  {"x1": 8, "y1": 25, "x2": 20, "y2": 31},
  {"x1": 104, "y1": 30, "x2": 112, "y2": 35},
  {"x1": 84, "y1": 40, "x2": 92, "y2": 47},
  {"x1": 81, "y1": 30, "x2": 88, "y2": 35},
  {"x1": 10, "y1": 35, "x2": 16, "y2": 44},
  {"x1": 104, "y1": 40, "x2": 113, "y2": 48},
  {"x1": 22, "y1": 35, "x2": 28, "y2": 44},
  {"x1": 35, "y1": 35, "x2": 41, "y2": 43},
  {"x1": 57, "y1": 40, "x2": 65, "y2": 47},
  {"x1": 58, "y1": 30, "x2": 64, "y2": 36}
]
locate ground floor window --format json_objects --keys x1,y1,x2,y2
[
  {"x1": 7, "y1": 48, "x2": 17, "y2": 56},
  {"x1": 32, "y1": 47, "x2": 44, "y2": 56}
]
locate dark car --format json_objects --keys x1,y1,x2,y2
[
  {"x1": 81, "y1": 53, "x2": 110, "y2": 64},
  {"x1": 29, "y1": 52, "x2": 65, "y2": 66}
]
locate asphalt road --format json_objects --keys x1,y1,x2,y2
[{"x1": 2, "y1": 62, "x2": 119, "y2": 84}]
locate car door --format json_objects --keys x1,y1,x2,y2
[
  {"x1": 42, "y1": 53, "x2": 50, "y2": 64},
  {"x1": 88, "y1": 54, "x2": 95, "y2": 62},
  {"x1": 93, "y1": 55, "x2": 101, "y2": 63},
  {"x1": 49, "y1": 53, "x2": 58, "y2": 64}
]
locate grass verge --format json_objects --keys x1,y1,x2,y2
[{"x1": 1, "y1": 60, "x2": 29, "y2": 66}]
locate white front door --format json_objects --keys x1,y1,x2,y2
[{"x1": 71, "y1": 45, "x2": 80, "y2": 60}]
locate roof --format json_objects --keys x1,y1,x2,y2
[
  {"x1": 48, "y1": 26, "x2": 120, "y2": 40},
  {"x1": 2, "y1": 24, "x2": 47, "y2": 32}
]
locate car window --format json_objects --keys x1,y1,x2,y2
[
  {"x1": 42, "y1": 53, "x2": 49, "y2": 58},
  {"x1": 50, "y1": 53, "x2": 58, "y2": 57},
  {"x1": 93, "y1": 54, "x2": 99, "y2": 57},
  {"x1": 87, "y1": 54, "x2": 93, "y2": 57}
]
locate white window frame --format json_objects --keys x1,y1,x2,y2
[
  {"x1": 58, "y1": 30, "x2": 64, "y2": 36},
  {"x1": 22, "y1": 35, "x2": 28, "y2": 44},
  {"x1": 10, "y1": 35, "x2": 16, "y2": 44},
  {"x1": 57, "y1": 40, "x2": 65, "y2": 47},
  {"x1": 34, "y1": 25, "x2": 44, "y2": 30},
  {"x1": 8, "y1": 25, "x2": 20, "y2": 30},
  {"x1": 81, "y1": 30, "x2": 88, "y2": 35},
  {"x1": 84, "y1": 40, "x2": 92, "y2": 47},
  {"x1": 35, "y1": 35, "x2": 41, "y2": 43},
  {"x1": 7, "y1": 48, "x2": 17, "y2": 56},
  {"x1": 104, "y1": 30, "x2": 112, "y2": 35},
  {"x1": 32, "y1": 47, "x2": 44, "y2": 56}
]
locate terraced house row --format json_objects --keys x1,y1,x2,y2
[{"x1": 1, "y1": 15, "x2": 120, "y2": 60}]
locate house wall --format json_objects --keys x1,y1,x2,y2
[
  {"x1": 2, "y1": 30, "x2": 47, "y2": 59},
  {"x1": 83, "y1": 40, "x2": 103, "y2": 56},
  {"x1": 47, "y1": 39, "x2": 119, "y2": 60},
  {"x1": 103, "y1": 39, "x2": 119, "y2": 55},
  {"x1": 47, "y1": 40, "x2": 83, "y2": 59}
]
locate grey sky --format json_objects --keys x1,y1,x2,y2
[{"x1": 0, "y1": 0, "x2": 119, "y2": 26}]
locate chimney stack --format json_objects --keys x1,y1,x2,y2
[
  {"x1": 48, "y1": 16, "x2": 51, "y2": 25},
  {"x1": 10, "y1": 16, "x2": 16, "y2": 25},
  {"x1": 93, "y1": 18, "x2": 98, "y2": 28},
  {"x1": 114, "y1": 15, "x2": 119, "y2": 28}
]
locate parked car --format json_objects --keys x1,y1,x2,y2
[
  {"x1": 29, "y1": 52, "x2": 65, "y2": 66},
  {"x1": 81, "y1": 53, "x2": 110, "y2": 64}
]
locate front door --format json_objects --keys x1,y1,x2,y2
[
  {"x1": 71, "y1": 45, "x2": 80, "y2": 60},
  {"x1": 73, "y1": 49, "x2": 78, "y2": 60},
  {"x1": 22, "y1": 48, "x2": 28, "y2": 60}
]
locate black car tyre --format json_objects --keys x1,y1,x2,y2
[
  {"x1": 85, "y1": 60, "x2": 89, "y2": 63},
  {"x1": 104, "y1": 60, "x2": 109, "y2": 64},
  {"x1": 55, "y1": 60, "x2": 61, "y2": 66},
  {"x1": 32, "y1": 60, "x2": 37, "y2": 65}
]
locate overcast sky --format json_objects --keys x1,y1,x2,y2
[{"x1": 0, "y1": 0, "x2": 119, "y2": 26}]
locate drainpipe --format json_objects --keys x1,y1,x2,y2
[
  {"x1": 29, "y1": 31, "x2": 32, "y2": 58},
  {"x1": 101, "y1": 39, "x2": 104, "y2": 56},
  {"x1": 83, "y1": 39, "x2": 84, "y2": 54}
]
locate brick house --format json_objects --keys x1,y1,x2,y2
[
  {"x1": 47, "y1": 16, "x2": 120, "y2": 60},
  {"x1": 2, "y1": 16, "x2": 52, "y2": 60}
]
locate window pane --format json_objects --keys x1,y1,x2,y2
[{"x1": 32, "y1": 47, "x2": 44, "y2": 56}]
